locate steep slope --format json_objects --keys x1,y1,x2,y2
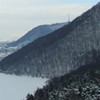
[
  {"x1": 9, "y1": 22, "x2": 66, "y2": 47},
  {"x1": 0, "y1": 22, "x2": 66, "y2": 60},
  {"x1": 0, "y1": 3, "x2": 100, "y2": 77},
  {"x1": 26, "y1": 54, "x2": 100, "y2": 100}
]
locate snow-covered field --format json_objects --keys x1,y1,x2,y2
[{"x1": 0, "y1": 73, "x2": 47, "y2": 100}]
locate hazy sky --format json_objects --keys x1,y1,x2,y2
[{"x1": 0, "y1": 0, "x2": 99, "y2": 41}]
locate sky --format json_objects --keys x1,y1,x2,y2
[{"x1": 0, "y1": 0, "x2": 99, "y2": 41}]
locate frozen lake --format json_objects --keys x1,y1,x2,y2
[{"x1": 0, "y1": 73, "x2": 47, "y2": 100}]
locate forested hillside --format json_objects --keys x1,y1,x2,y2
[
  {"x1": 0, "y1": 3, "x2": 100, "y2": 77},
  {"x1": 26, "y1": 53, "x2": 100, "y2": 100}
]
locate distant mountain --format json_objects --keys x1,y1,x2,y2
[
  {"x1": 0, "y1": 22, "x2": 66, "y2": 60},
  {"x1": 0, "y1": 3, "x2": 100, "y2": 77},
  {"x1": 9, "y1": 22, "x2": 66, "y2": 47},
  {"x1": 26, "y1": 53, "x2": 100, "y2": 100},
  {"x1": 0, "y1": 42, "x2": 17, "y2": 61}
]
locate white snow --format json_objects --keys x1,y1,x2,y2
[{"x1": 0, "y1": 73, "x2": 48, "y2": 100}]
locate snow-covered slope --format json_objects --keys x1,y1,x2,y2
[
  {"x1": 0, "y1": 73, "x2": 47, "y2": 100},
  {"x1": 0, "y1": 42, "x2": 17, "y2": 61}
]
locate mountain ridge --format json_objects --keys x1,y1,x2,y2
[
  {"x1": 0, "y1": 3, "x2": 100, "y2": 77},
  {"x1": 0, "y1": 22, "x2": 66, "y2": 60},
  {"x1": 9, "y1": 22, "x2": 66, "y2": 47}
]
